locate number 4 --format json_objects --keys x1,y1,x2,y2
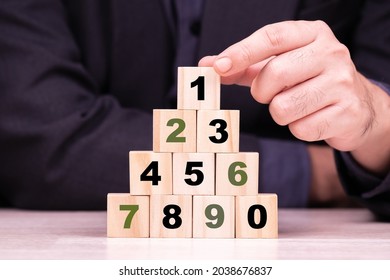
[{"x1": 140, "y1": 161, "x2": 161, "y2": 185}]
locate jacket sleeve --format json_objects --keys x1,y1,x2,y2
[
  {"x1": 0, "y1": 1, "x2": 155, "y2": 209},
  {"x1": 337, "y1": 0, "x2": 390, "y2": 219}
]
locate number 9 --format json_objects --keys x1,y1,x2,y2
[{"x1": 205, "y1": 204, "x2": 224, "y2": 228}]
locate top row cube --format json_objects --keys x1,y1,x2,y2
[{"x1": 178, "y1": 67, "x2": 220, "y2": 110}]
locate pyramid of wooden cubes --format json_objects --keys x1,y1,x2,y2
[{"x1": 107, "y1": 67, "x2": 278, "y2": 238}]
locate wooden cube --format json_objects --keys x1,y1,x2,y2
[
  {"x1": 153, "y1": 109, "x2": 197, "y2": 153},
  {"x1": 216, "y1": 153, "x2": 259, "y2": 196},
  {"x1": 193, "y1": 196, "x2": 235, "y2": 238},
  {"x1": 197, "y1": 110, "x2": 239, "y2": 153},
  {"x1": 236, "y1": 194, "x2": 278, "y2": 238},
  {"x1": 129, "y1": 151, "x2": 172, "y2": 195},
  {"x1": 150, "y1": 195, "x2": 192, "y2": 238},
  {"x1": 173, "y1": 153, "x2": 215, "y2": 195},
  {"x1": 107, "y1": 194, "x2": 149, "y2": 238},
  {"x1": 177, "y1": 67, "x2": 220, "y2": 110}
]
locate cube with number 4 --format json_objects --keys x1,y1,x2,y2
[
  {"x1": 129, "y1": 151, "x2": 172, "y2": 195},
  {"x1": 107, "y1": 193, "x2": 149, "y2": 238}
]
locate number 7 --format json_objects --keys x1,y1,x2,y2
[{"x1": 120, "y1": 205, "x2": 139, "y2": 228}]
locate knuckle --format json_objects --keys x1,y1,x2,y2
[
  {"x1": 313, "y1": 20, "x2": 331, "y2": 33},
  {"x1": 238, "y1": 41, "x2": 254, "y2": 64},
  {"x1": 263, "y1": 25, "x2": 284, "y2": 49},
  {"x1": 269, "y1": 96, "x2": 290, "y2": 125},
  {"x1": 332, "y1": 43, "x2": 351, "y2": 59},
  {"x1": 265, "y1": 59, "x2": 286, "y2": 81},
  {"x1": 289, "y1": 122, "x2": 308, "y2": 141}
]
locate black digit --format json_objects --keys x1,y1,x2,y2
[
  {"x1": 140, "y1": 161, "x2": 161, "y2": 186},
  {"x1": 184, "y1": 162, "x2": 204, "y2": 186},
  {"x1": 247, "y1": 204, "x2": 267, "y2": 229},
  {"x1": 162, "y1": 204, "x2": 182, "y2": 229},
  {"x1": 209, "y1": 119, "x2": 228, "y2": 143},
  {"x1": 191, "y1": 76, "x2": 205, "y2": 100},
  {"x1": 166, "y1": 118, "x2": 186, "y2": 143}
]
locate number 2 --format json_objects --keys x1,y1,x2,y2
[{"x1": 166, "y1": 118, "x2": 186, "y2": 143}]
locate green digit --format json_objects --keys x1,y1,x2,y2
[
  {"x1": 120, "y1": 205, "x2": 139, "y2": 229},
  {"x1": 166, "y1": 118, "x2": 186, "y2": 143},
  {"x1": 228, "y1": 161, "x2": 248, "y2": 186},
  {"x1": 205, "y1": 204, "x2": 224, "y2": 228}
]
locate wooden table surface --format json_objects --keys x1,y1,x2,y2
[{"x1": 0, "y1": 208, "x2": 389, "y2": 260}]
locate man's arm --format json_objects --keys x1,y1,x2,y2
[
  {"x1": 0, "y1": 1, "x2": 155, "y2": 209},
  {"x1": 200, "y1": 19, "x2": 390, "y2": 216}
]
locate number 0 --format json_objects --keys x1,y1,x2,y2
[{"x1": 247, "y1": 204, "x2": 267, "y2": 229}]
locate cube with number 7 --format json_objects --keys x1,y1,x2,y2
[{"x1": 107, "y1": 193, "x2": 149, "y2": 238}]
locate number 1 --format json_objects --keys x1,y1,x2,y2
[{"x1": 191, "y1": 76, "x2": 205, "y2": 100}]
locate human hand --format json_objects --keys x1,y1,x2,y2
[{"x1": 200, "y1": 20, "x2": 390, "y2": 174}]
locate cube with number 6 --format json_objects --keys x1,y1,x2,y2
[{"x1": 216, "y1": 152, "x2": 259, "y2": 196}]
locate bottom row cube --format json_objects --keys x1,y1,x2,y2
[{"x1": 107, "y1": 194, "x2": 278, "y2": 239}]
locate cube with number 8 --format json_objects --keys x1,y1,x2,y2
[{"x1": 150, "y1": 195, "x2": 192, "y2": 238}]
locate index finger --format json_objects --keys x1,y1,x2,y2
[{"x1": 213, "y1": 20, "x2": 325, "y2": 75}]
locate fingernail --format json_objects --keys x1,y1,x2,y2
[{"x1": 215, "y1": 57, "x2": 232, "y2": 73}]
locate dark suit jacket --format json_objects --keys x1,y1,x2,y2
[{"x1": 0, "y1": 0, "x2": 389, "y2": 216}]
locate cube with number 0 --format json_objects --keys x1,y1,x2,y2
[
  {"x1": 236, "y1": 194, "x2": 278, "y2": 238},
  {"x1": 129, "y1": 151, "x2": 172, "y2": 195}
]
